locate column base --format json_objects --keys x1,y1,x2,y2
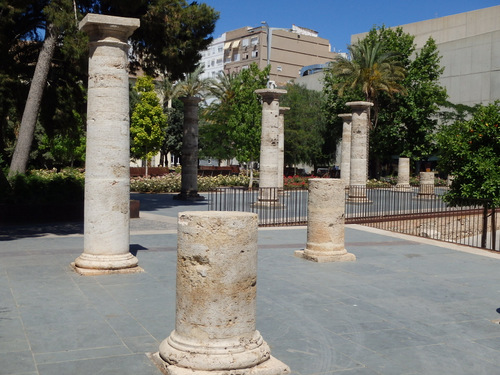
[
  {"x1": 72, "y1": 253, "x2": 142, "y2": 276},
  {"x1": 149, "y1": 352, "x2": 290, "y2": 375},
  {"x1": 346, "y1": 196, "x2": 372, "y2": 203},
  {"x1": 395, "y1": 184, "x2": 411, "y2": 190},
  {"x1": 294, "y1": 249, "x2": 356, "y2": 263},
  {"x1": 174, "y1": 193, "x2": 205, "y2": 201}
]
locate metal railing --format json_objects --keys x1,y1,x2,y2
[
  {"x1": 207, "y1": 185, "x2": 499, "y2": 251},
  {"x1": 207, "y1": 187, "x2": 307, "y2": 226},
  {"x1": 345, "y1": 186, "x2": 498, "y2": 251}
]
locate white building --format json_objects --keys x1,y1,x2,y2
[{"x1": 200, "y1": 33, "x2": 226, "y2": 80}]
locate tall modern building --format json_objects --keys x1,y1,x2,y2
[
  {"x1": 352, "y1": 5, "x2": 500, "y2": 106},
  {"x1": 200, "y1": 33, "x2": 226, "y2": 80},
  {"x1": 201, "y1": 24, "x2": 339, "y2": 86}
]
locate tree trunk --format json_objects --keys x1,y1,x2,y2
[{"x1": 9, "y1": 23, "x2": 59, "y2": 177}]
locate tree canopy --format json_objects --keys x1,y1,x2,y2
[{"x1": 436, "y1": 102, "x2": 500, "y2": 206}]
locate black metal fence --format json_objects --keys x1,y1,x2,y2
[{"x1": 207, "y1": 186, "x2": 499, "y2": 251}]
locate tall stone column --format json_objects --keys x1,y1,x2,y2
[
  {"x1": 254, "y1": 89, "x2": 286, "y2": 204},
  {"x1": 295, "y1": 179, "x2": 355, "y2": 263},
  {"x1": 156, "y1": 211, "x2": 290, "y2": 375},
  {"x1": 346, "y1": 101, "x2": 373, "y2": 202},
  {"x1": 278, "y1": 107, "x2": 289, "y2": 192},
  {"x1": 73, "y1": 14, "x2": 141, "y2": 275},
  {"x1": 418, "y1": 171, "x2": 435, "y2": 197},
  {"x1": 176, "y1": 96, "x2": 204, "y2": 201},
  {"x1": 396, "y1": 157, "x2": 411, "y2": 190},
  {"x1": 338, "y1": 113, "x2": 352, "y2": 186}
]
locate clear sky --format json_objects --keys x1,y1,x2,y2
[{"x1": 201, "y1": 0, "x2": 499, "y2": 53}]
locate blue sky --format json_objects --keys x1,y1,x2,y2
[{"x1": 202, "y1": 0, "x2": 499, "y2": 53}]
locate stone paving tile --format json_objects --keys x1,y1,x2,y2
[
  {"x1": 34, "y1": 345, "x2": 131, "y2": 365},
  {"x1": 36, "y1": 353, "x2": 161, "y2": 375},
  {"x1": 0, "y1": 350, "x2": 37, "y2": 374}
]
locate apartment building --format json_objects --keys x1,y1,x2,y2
[
  {"x1": 200, "y1": 33, "x2": 226, "y2": 80},
  {"x1": 202, "y1": 24, "x2": 338, "y2": 86}
]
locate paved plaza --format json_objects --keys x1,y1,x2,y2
[{"x1": 2, "y1": 193, "x2": 500, "y2": 374}]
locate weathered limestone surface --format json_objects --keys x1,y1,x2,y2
[
  {"x1": 418, "y1": 171, "x2": 435, "y2": 196},
  {"x1": 346, "y1": 101, "x2": 373, "y2": 202},
  {"x1": 157, "y1": 211, "x2": 289, "y2": 375},
  {"x1": 277, "y1": 107, "x2": 289, "y2": 192},
  {"x1": 73, "y1": 14, "x2": 141, "y2": 275},
  {"x1": 255, "y1": 89, "x2": 286, "y2": 203},
  {"x1": 338, "y1": 113, "x2": 352, "y2": 186},
  {"x1": 176, "y1": 96, "x2": 204, "y2": 201},
  {"x1": 396, "y1": 157, "x2": 411, "y2": 190},
  {"x1": 295, "y1": 179, "x2": 356, "y2": 263}
]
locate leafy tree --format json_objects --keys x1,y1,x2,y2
[
  {"x1": 130, "y1": 76, "x2": 168, "y2": 175},
  {"x1": 201, "y1": 64, "x2": 269, "y2": 165},
  {"x1": 436, "y1": 102, "x2": 500, "y2": 206},
  {"x1": 4, "y1": 0, "x2": 218, "y2": 176},
  {"x1": 324, "y1": 26, "x2": 447, "y2": 177},
  {"x1": 280, "y1": 83, "x2": 328, "y2": 170},
  {"x1": 328, "y1": 36, "x2": 406, "y2": 126},
  {"x1": 162, "y1": 98, "x2": 184, "y2": 164}
]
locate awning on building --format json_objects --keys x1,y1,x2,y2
[{"x1": 224, "y1": 41, "x2": 233, "y2": 49}]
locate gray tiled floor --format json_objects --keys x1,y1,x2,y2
[{"x1": 2, "y1": 193, "x2": 500, "y2": 375}]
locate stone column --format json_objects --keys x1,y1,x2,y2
[
  {"x1": 255, "y1": 89, "x2": 287, "y2": 204},
  {"x1": 278, "y1": 107, "x2": 289, "y2": 193},
  {"x1": 338, "y1": 113, "x2": 352, "y2": 186},
  {"x1": 295, "y1": 179, "x2": 355, "y2": 263},
  {"x1": 157, "y1": 211, "x2": 290, "y2": 375},
  {"x1": 346, "y1": 101, "x2": 373, "y2": 202},
  {"x1": 396, "y1": 157, "x2": 411, "y2": 190},
  {"x1": 418, "y1": 171, "x2": 435, "y2": 197},
  {"x1": 175, "y1": 96, "x2": 204, "y2": 201},
  {"x1": 73, "y1": 14, "x2": 141, "y2": 275}
]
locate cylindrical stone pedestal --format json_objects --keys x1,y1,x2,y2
[
  {"x1": 175, "y1": 96, "x2": 204, "y2": 201},
  {"x1": 73, "y1": 14, "x2": 141, "y2": 275},
  {"x1": 346, "y1": 101, "x2": 373, "y2": 202},
  {"x1": 396, "y1": 157, "x2": 411, "y2": 190},
  {"x1": 418, "y1": 171, "x2": 435, "y2": 197},
  {"x1": 295, "y1": 179, "x2": 356, "y2": 263},
  {"x1": 278, "y1": 107, "x2": 289, "y2": 193},
  {"x1": 255, "y1": 89, "x2": 287, "y2": 204},
  {"x1": 158, "y1": 212, "x2": 289, "y2": 375},
  {"x1": 339, "y1": 113, "x2": 352, "y2": 186}
]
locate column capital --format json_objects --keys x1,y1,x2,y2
[
  {"x1": 346, "y1": 101, "x2": 374, "y2": 111},
  {"x1": 79, "y1": 13, "x2": 140, "y2": 42},
  {"x1": 180, "y1": 96, "x2": 202, "y2": 106},
  {"x1": 255, "y1": 89, "x2": 287, "y2": 103},
  {"x1": 338, "y1": 113, "x2": 352, "y2": 121}
]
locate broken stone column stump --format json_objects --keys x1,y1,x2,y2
[
  {"x1": 417, "y1": 171, "x2": 435, "y2": 197},
  {"x1": 395, "y1": 157, "x2": 411, "y2": 190},
  {"x1": 155, "y1": 211, "x2": 290, "y2": 375},
  {"x1": 73, "y1": 14, "x2": 141, "y2": 275},
  {"x1": 295, "y1": 179, "x2": 356, "y2": 263}
]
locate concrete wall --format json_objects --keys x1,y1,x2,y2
[{"x1": 352, "y1": 5, "x2": 500, "y2": 106}]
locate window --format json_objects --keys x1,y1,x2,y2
[
  {"x1": 251, "y1": 50, "x2": 258, "y2": 58},
  {"x1": 242, "y1": 38, "x2": 249, "y2": 47},
  {"x1": 233, "y1": 53, "x2": 240, "y2": 62},
  {"x1": 218, "y1": 46, "x2": 223, "y2": 53},
  {"x1": 251, "y1": 37, "x2": 258, "y2": 45},
  {"x1": 216, "y1": 58, "x2": 223, "y2": 66}
]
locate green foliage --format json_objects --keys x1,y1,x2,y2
[
  {"x1": 280, "y1": 83, "x2": 329, "y2": 168},
  {"x1": 131, "y1": 173, "x2": 251, "y2": 193},
  {"x1": 201, "y1": 64, "x2": 270, "y2": 163},
  {"x1": 436, "y1": 102, "x2": 500, "y2": 206},
  {"x1": 130, "y1": 76, "x2": 168, "y2": 162},
  {"x1": 324, "y1": 26, "x2": 448, "y2": 176},
  {"x1": 2, "y1": 168, "x2": 84, "y2": 205},
  {"x1": 163, "y1": 98, "x2": 184, "y2": 157}
]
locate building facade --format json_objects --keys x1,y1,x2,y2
[
  {"x1": 352, "y1": 5, "x2": 500, "y2": 106},
  {"x1": 202, "y1": 24, "x2": 339, "y2": 86},
  {"x1": 200, "y1": 33, "x2": 226, "y2": 80}
]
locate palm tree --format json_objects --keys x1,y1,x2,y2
[
  {"x1": 174, "y1": 66, "x2": 213, "y2": 200},
  {"x1": 329, "y1": 38, "x2": 406, "y2": 126}
]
